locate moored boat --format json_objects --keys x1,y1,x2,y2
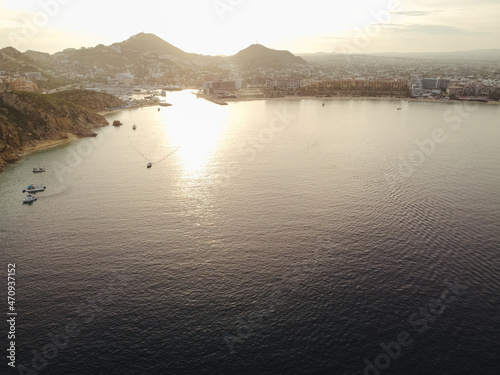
[
  {"x1": 112, "y1": 120, "x2": 123, "y2": 126},
  {"x1": 147, "y1": 162, "x2": 152, "y2": 168},
  {"x1": 33, "y1": 167, "x2": 45, "y2": 173},
  {"x1": 133, "y1": 124, "x2": 136, "y2": 130}
]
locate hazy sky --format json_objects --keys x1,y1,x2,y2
[{"x1": 0, "y1": 0, "x2": 499, "y2": 55}]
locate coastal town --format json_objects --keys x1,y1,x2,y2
[{"x1": 1, "y1": 33, "x2": 499, "y2": 106}]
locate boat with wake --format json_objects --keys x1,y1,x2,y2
[
  {"x1": 23, "y1": 184, "x2": 46, "y2": 193},
  {"x1": 23, "y1": 194, "x2": 38, "y2": 204}
]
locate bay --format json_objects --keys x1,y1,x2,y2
[{"x1": 0, "y1": 91, "x2": 499, "y2": 374}]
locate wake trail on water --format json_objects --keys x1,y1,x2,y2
[{"x1": 127, "y1": 136, "x2": 180, "y2": 165}]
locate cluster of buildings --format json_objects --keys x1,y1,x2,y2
[
  {"x1": 410, "y1": 77, "x2": 500, "y2": 99},
  {"x1": 0, "y1": 71, "x2": 41, "y2": 92},
  {"x1": 201, "y1": 79, "x2": 245, "y2": 97},
  {"x1": 410, "y1": 78, "x2": 451, "y2": 97},
  {"x1": 312, "y1": 78, "x2": 407, "y2": 91},
  {"x1": 107, "y1": 73, "x2": 135, "y2": 85},
  {"x1": 446, "y1": 83, "x2": 500, "y2": 99},
  {"x1": 2, "y1": 63, "x2": 500, "y2": 102},
  {"x1": 265, "y1": 79, "x2": 302, "y2": 90}
]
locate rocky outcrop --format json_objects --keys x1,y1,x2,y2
[
  {"x1": 50, "y1": 90, "x2": 125, "y2": 112},
  {"x1": 0, "y1": 90, "x2": 124, "y2": 171}
]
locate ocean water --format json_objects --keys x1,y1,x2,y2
[{"x1": 0, "y1": 91, "x2": 499, "y2": 375}]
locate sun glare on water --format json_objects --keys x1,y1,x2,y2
[{"x1": 164, "y1": 94, "x2": 230, "y2": 178}]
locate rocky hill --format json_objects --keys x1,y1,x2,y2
[
  {"x1": 0, "y1": 34, "x2": 310, "y2": 87},
  {"x1": 50, "y1": 90, "x2": 124, "y2": 112},
  {"x1": 232, "y1": 44, "x2": 307, "y2": 66},
  {"x1": 0, "y1": 90, "x2": 124, "y2": 171},
  {"x1": 111, "y1": 32, "x2": 195, "y2": 60},
  {"x1": 0, "y1": 47, "x2": 70, "y2": 89}
]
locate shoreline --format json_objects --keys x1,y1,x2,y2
[
  {"x1": 98, "y1": 102, "x2": 164, "y2": 116},
  {"x1": 2, "y1": 94, "x2": 497, "y2": 172},
  {"x1": 18, "y1": 133, "x2": 79, "y2": 157},
  {"x1": 0, "y1": 133, "x2": 79, "y2": 172},
  {"x1": 223, "y1": 95, "x2": 499, "y2": 105}
]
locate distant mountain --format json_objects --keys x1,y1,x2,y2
[
  {"x1": 233, "y1": 44, "x2": 307, "y2": 66},
  {"x1": 111, "y1": 33, "x2": 194, "y2": 60},
  {"x1": 298, "y1": 52, "x2": 339, "y2": 57},
  {"x1": 52, "y1": 33, "x2": 199, "y2": 67},
  {"x1": 0, "y1": 47, "x2": 67, "y2": 88},
  {"x1": 368, "y1": 49, "x2": 500, "y2": 61},
  {"x1": 0, "y1": 47, "x2": 49, "y2": 73}
]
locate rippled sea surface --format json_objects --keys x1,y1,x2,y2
[{"x1": 1, "y1": 92, "x2": 499, "y2": 375}]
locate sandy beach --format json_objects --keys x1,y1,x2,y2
[{"x1": 18, "y1": 133, "x2": 78, "y2": 157}]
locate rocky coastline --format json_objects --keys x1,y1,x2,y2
[{"x1": 0, "y1": 90, "x2": 124, "y2": 172}]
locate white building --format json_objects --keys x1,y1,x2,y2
[{"x1": 116, "y1": 73, "x2": 134, "y2": 84}]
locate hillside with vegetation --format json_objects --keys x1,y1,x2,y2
[
  {"x1": 0, "y1": 90, "x2": 124, "y2": 171},
  {"x1": 232, "y1": 44, "x2": 307, "y2": 67}
]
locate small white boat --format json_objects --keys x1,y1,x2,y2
[
  {"x1": 23, "y1": 194, "x2": 37, "y2": 203},
  {"x1": 33, "y1": 167, "x2": 45, "y2": 173},
  {"x1": 23, "y1": 184, "x2": 46, "y2": 193}
]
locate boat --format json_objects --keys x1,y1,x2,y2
[
  {"x1": 23, "y1": 194, "x2": 38, "y2": 204},
  {"x1": 133, "y1": 124, "x2": 136, "y2": 130},
  {"x1": 397, "y1": 108, "x2": 401, "y2": 110},
  {"x1": 147, "y1": 162, "x2": 152, "y2": 168},
  {"x1": 33, "y1": 167, "x2": 45, "y2": 173},
  {"x1": 112, "y1": 120, "x2": 123, "y2": 126},
  {"x1": 22, "y1": 184, "x2": 46, "y2": 193}
]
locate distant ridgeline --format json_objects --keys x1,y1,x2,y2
[{"x1": 0, "y1": 90, "x2": 124, "y2": 171}]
